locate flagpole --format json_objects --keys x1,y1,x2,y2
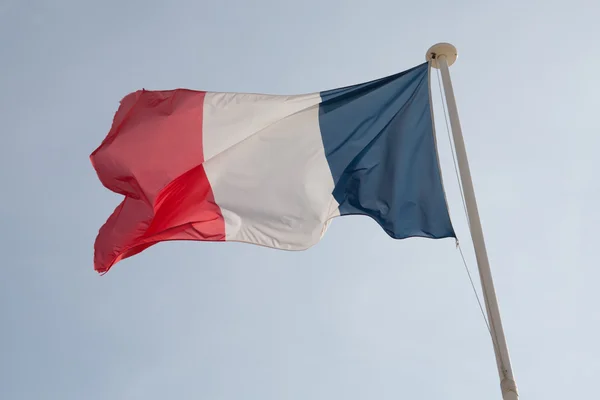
[{"x1": 426, "y1": 43, "x2": 519, "y2": 400}]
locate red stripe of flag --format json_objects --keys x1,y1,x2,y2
[{"x1": 90, "y1": 89, "x2": 225, "y2": 273}]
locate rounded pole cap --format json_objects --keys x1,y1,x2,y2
[{"x1": 426, "y1": 43, "x2": 458, "y2": 69}]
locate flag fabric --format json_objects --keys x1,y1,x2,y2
[{"x1": 90, "y1": 62, "x2": 455, "y2": 273}]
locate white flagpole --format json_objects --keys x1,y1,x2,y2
[{"x1": 426, "y1": 43, "x2": 519, "y2": 400}]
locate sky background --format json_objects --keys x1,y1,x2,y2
[{"x1": 1, "y1": 0, "x2": 598, "y2": 399}]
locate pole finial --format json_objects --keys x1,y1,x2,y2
[{"x1": 426, "y1": 43, "x2": 458, "y2": 69}]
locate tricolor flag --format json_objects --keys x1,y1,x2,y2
[{"x1": 91, "y1": 62, "x2": 455, "y2": 273}]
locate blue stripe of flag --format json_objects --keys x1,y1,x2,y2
[{"x1": 318, "y1": 62, "x2": 455, "y2": 239}]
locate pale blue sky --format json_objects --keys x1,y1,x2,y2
[{"x1": 1, "y1": 0, "x2": 598, "y2": 399}]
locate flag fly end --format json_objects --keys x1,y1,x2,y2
[{"x1": 426, "y1": 43, "x2": 458, "y2": 69}]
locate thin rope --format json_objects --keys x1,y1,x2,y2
[
  {"x1": 435, "y1": 67, "x2": 470, "y2": 228},
  {"x1": 458, "y1": 243, "x2": 491, "y2": 333},
  {"x1": 434, "y1": 66, "x2": 491, "y2": 334}
]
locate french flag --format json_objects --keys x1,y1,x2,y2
[{"x1": 91, "y1": 62, "x2": 455, "y2": 273}]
